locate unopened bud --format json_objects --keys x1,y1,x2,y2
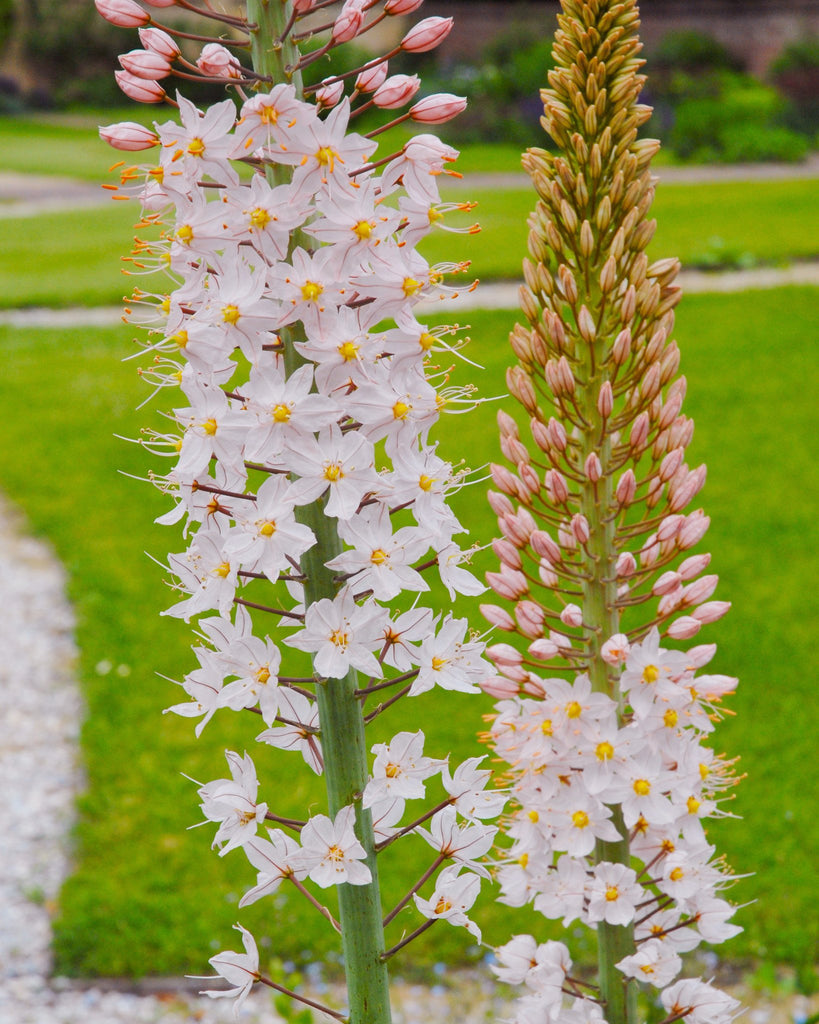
[
  {"x1": 545, "y1": 469, "x2": 569, "y2": 504},
  {"x1": 538, "y1": 559, "x2": 558, "y2": 587},
  {"x1": 490, "y1": 463, "x2": 518, "y2": 497},
  {"x1": 657, "y1": 514, "x2": 684, "y2": 543},
  {"x1": 114, "y1": 70, "x2": 167, "y2": 102},
  {"x1": 373, "y1": 73, "x2": 420, "y2": 108},
  {"x1": 678, "y1": 510, "x2": 710, "y2": 549},
  {"x1": 640, "y1": 534, "x2": 660, "y2": 567},
  {"x1": 599, "y1": 255, "x2": 617, "y2": 294},
  {"x1": 493, "y1": 537, "x2": 523, "y2": 571},
  {"x1": 657, "y1": 393, "x2": 683, "y2": 432},
  {"x1": 616, "y1": 469, "x2": 636, "y2": 506},
  {"x1": 332, "y1": 0, "x2": 366, "y2": 43},
  {"x1": 409, "y1": 93, "x2": 466, "y2": 124},
  {"x1": 487, "y1": 490, "x2": 514, "y2": 518},
  {"x1": 653, "y1": 570, "x2": 682, "y2": 596},
  {"x1": 497, "y1": 409, "x2": 519, "y2": 440},
  {"x1": 480, "y1": 604, "x2": 516, "y2": 632},
  {"x1": 560, "y1": 604, "x2": 583, "y2": 628},
  {"x1": 597, "y1": 380, "x2": 613, "y2": 418},
  {"x1": 691, "y1": 600, "x2": 731, "y2": 623},
  {"x1": 601, "y1": 634, "x2": 630, "y2": 665},
  {"x1": 531, "y1": 418, "x2": 551, "y2": 453},
  {"x1": 507, "y1": 365, "x2": 538, "y2": 414},
  {"x1": 385, "y1": 0, "x2": 424, "y2": 11},
  {"x1": 96, "y1": 0, "x2": 150, "y2": 27},
  {"x1": 629, "y1": 411, "x2": 649, "y2": 452},
  {"x1": 666, "y1": 616, "x2": 702, "y2": 640},
  {"x1": 571, "y1": 513, "x2": 590, "y2": 545},
  {"x1": 584, "y1": 452, "x2": 602, "y2": 482},
  {"x1": 316, "y1": 77, "x2": 345, "y2": 107},
  {"x1": 596, "y1": 194, "x2": 612, "y2": 231},
  {"x1": 679, "y1": 553, "x2": 711, "y2": 580},
  {"x1": 518, "y1": 287, "x2": 540, "y2": 327},
  {"x1": 612, "y1": 327, "x2": 631, "y2": 365},
  {"x1": 528, "y1": 637, "x2": 559, "y2": 660},
  {"x1": 516, "y1": 600, "x2": 545, "y2": 638},
  {"x1": 659, "y1": 447, "x2": 685, "y2": 483},
  {"x1": 547, "y1": 417, "x2": 568, "y2": 452},
  {"x1": 681, "y1": 574, "x2": 719, "y2": 606},
  {"x1": 558, "y1": 521, "x2": 577, "y2": 551},
  {"x1": 402, "y1": 17, "x2": 454, "y2": 53},
  {"x1": 479, "y1": 675, "x2": 521, "y2": 698},
  {"x1": 616, "y1": 551, "x2": 637, "y2": 577},
  {"x1": 119, "y1": 48, "x2": 172, "y2": 80},
  {"x1": 531, "y1": 529, "x2": 561, "y2": 563},
  {"x1": 139, "y1": 27, "x2": 180, "y2": 59},
  {"x1": 580, "y1": 219, "x2": 594, "y2": 257},
  {"x1": 519, "y1": 462, "x2": 540, "y2": 496},
  {"x1": 658, "y1": 587, "x2": 684, "y2": 617},
  {"x1": 485, "y1": 643, "x2": 523, "y2": 668},
  {"x1": 578, "y1": 304, "x2": 596, "y2": 342},
  {"x1": 99, "y1": 121, "x2": 159, "y2": 151},
  {"x1": 620, "y1": 284, "x2": 636, "y2": 323},
  {"x1": 486, "y1": 567, "x2": 528, "y2": 601},
  {"x1": 510, "y1": 322, "x2": 534, "y2": 362},
  {"x1": 356, "y1": 61, "x2": 388, "y2": 92}
]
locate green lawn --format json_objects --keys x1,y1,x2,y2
[
  {"x1": 1, "y1": 288, "x2": 816, "y2": 977},
  {"x1": 1, "y1": 177, "x2": 816, "y2": 308}
]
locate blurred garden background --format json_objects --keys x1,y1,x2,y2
[{"x1": 0, "y1": 0, "x2": 817, "y2": 1007}]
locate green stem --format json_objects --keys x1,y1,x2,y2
[{"x1": 245, "y1": 4, "x2": 392, "y2": 1021}]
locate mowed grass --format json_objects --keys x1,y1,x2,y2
[
  {"x1": 0, "y1": 287, "x2": 816, "y2": 977},
  {"x1": 1, "y1": 176, "x2": 817, "y2": 308}
]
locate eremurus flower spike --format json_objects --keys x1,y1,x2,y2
[{"x1": 484, "y1": 3, "x2": 742, "y2": 1024}]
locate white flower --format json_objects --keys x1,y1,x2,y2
[
  {"x1": 413, "y1": 865, "x2": 482, "y2": 940},
  {"x1": 294, "y1": 805, "x2": 372, "y2": 888},
  {"x1": 196, "y1": 923, "x2": 259, "y2": 1012}
]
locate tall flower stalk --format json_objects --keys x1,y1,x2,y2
[
  {"x1": 97, "y1": 1, "x2": 501, "y2": 1021},
  {"x1": 481, "y1": 3, "x2": 742, "y2": 1023}
]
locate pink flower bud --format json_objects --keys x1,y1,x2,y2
[
  {"x1": 96, "y1": 0, "x2": 149, "y2": 26},
  {"x1": 629, "y1": 411, "x2": 649, "y2": 452},
  {"x1": 577, "y1": 304, "x2": 596, "y2": 342},
  {"x1": 666, "y1": 615, "x2": 701, "y2": 640},
  {"x1": 530, "y1": 418, "x2": 550, "y2": 453},
  {"x1": 356, "y1": 61, "x2": 388, "y2": 93},
  {"x1": 293, "y1": 0, "x2": 316, "y2": 11},
  {"x1": 487, "y1": 490, "x2": 514, "y2": 518},
  {"x1": 616, "y1": 551, "x2": 636, "y2": 577},
  {"x1": 410, "y1": 93, "x2": 466, "y2": 124},
  {"x1": 516, "y1": 600, "x2": 545, "y2": 638},
  {"x1": 197, "y1": 43, "x2": 242, "y2": 79},
  {"x1": 99, "y1": 121, "x2": 159, "y2": 151},
  {"x1": 316, "y1": 78, "x2": 345, "y2": 107},
  {"x1": 668, "y1": 464, "x2": 707, "y2": 512},
  {"x1": 545, "y1": 469, "x2": 569, "y2": 505},
  {"x1": 657, "y1": 393, "x2": 683, "y2": 431},
  {"x1": 373, "y1": 73, "x2": 420, "y2": 108},
  {"x1": 641, "y1": 362, "x2": 662, "y2": 401},
  {"x1": 497, "y1": 408, "x2": 519, "y2": 439},
  {"x1": 401, "y1": 16, "x2": 453, "y2": 52},
  {"x1": 601, "y1": 634, "x2": 630, "y2": 665},
  {"x1": 691, "y1": 600, "x2": 731, "y2": 623},
  {"x1": 678, "y1": 510, "x2": 710, "y2": 549},
  {"x1": 486, "y1": 568, "x2": 528, "y2": 601},
  {"x1": 679, "y1": 553, "x2": 711, "y2": 580},
  {"x1": 612, "y1": 327, "x2": 631, "y2": 365},
  {"x1": 119, "y1": 48, "x2": 172, "y2": 80},
  {"x1": 480, "y1": 604, "x2": 516, "y2": 632},
  {"x1": 657, "y1": 514, "x2": 684, "y2": 543},
  {"x1": 114, "y1": 69, "x2": 167, "y2": 102},
  {"x1": 584, "y1": 452, "x2": 602, "y2": 482},
  {"x1": 528, "y1": 637, "x2": 559, "y2": 660},
  {"x1": 519, "y1": 462, "x2": 540, "y2": 496},
  {"x1": 490, "y1": 463, "x2": 518, "y2": 497},
  {"x1": 493, "y1": 537, "x2": 523, "y2": 571},
  {"x1": 142, "y1": 0, "x2": 177, "y2": 6},
  {"x1": 560, "y1": 604, "x2": 583, "y2": 628},
  {"x1": 385, "y1": 0, "x2": 424, "y2": 11},
  {"x1": 500, "y1": 513, "x2": 532, "y2": 548},
  {"x1": 550, "y1": 629, "x2": 573, "y2": 651},
  {"x1": 597, "y1": 380, "x2": 613, "y2": 418},
  {"x1": 531, "y1": 530, "x2": 561, "y2": 563},
  {"x1": 485, "y1": 643, "x2": 523, "y2": 668},
  {"x1": 659, "y1": 447, "x2": 685, "y2": 483},
  {"x1": 640, "y1": 535, "x2": 660, "y2": 567},
  {"x1": 480, "y1": 676, "x2": 521, "y2": 699},
  {"x1": 681, "y1": 573, "x2": 719, "y2": 606},
  {"x1": 547, "y1": 417, "x2": 567, "y2": 452},
  {"x1": 571, "y1": 514, "x2": 590, "y2": 545},
  {"x1": 616, "y1": 469, "x2": 636, "y2": 507},
  {"x1": 653, "y1": 570, "x2": 682, "y2": 596},
  {"x1": 332, "y1": 0, "x2": 366, "y2": 42},
  {"x1": 138, "y1": 26, "x2": 180, "y2": 59}
]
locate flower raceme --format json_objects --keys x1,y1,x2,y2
[
  {"x1": 99, "y1": 1, "x2": 497, "y2": 1020},
  {"x1": 481, "y1": 2, "x2": 743, "y2": 1023}
]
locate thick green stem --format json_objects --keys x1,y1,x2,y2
[
  {"x1": 245, "y1": 3, "x2": 392, "y2": 1021},
  {"x1": 580, "y1": 293, "x2": 636, "y2": 1024}
]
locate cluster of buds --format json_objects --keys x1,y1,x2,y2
[
  {"x1": 481, "y1": 3, "x2": 742, "y2": 1023},
  {"x1": 98, "y1": 1, "x2": 500, "y2": 1021}
]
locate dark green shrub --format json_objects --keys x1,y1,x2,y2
[{"x1": 770, "y1": 37, "x2": 819, "y2": 137}]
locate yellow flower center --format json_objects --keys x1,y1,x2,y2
[
  {"x1": 687, "y1": 796, "x2": 701, "y2": 815},
  {"x1": 338, "y1": 341, "x2": 359, "y2": 361},
  {"x1": 256, "y1": 666, "x2": 271, "y2": 684},
  {"x1": 402, "y1": 276, "x2": 423, "y2": 297},
  {"x1": 572, "y1": 810, "x2": 590, "y2": 829},
  {"x1": 428, "y1": 207, "x2": 444, "y2": 223},
  {"x1": 324, "y1": 462, "x2": 343, "y2": 482},
  {"x1": 272, "y1": 404, "x2": 291, "y2": 423},
  {"x1": 259, "y1": 104, "x2": 279, "y2": 125},
  {"x1": 605, "y1": 885, "x2": 619, "y2": 902},
  {"x1": 392, "y1": 400, "x2": 410, "y2": 420},
  {"x1": 327, "y1": 844, "x2": 344, "y2": 862},
  {"x1": 596, "y1": 741, "x2": 614, "y2": 761},
  {"x1": 301, "y1": 280, "x2": 323, "y2": 302},
  {"x1": 249, "y1": 206, "x2": 271, "y2": 229},
  {"x1": 202, "y1": 418, "x2": 218, "y2": 436},
  {"x1": 528, "y1": 809, "x2": 539, "y2": 823},
  {"x1": 418, "y1": 474, "x2": 434, "y2": 491},
  {"x1": 642, "y1": 664, "x2": 659, "y2": 684},
  {"x1": 385, "y1": 763, "x2": 399, "y2": 778},
  {"x1": 222, "y1": 304, "x2": 241, "y2": 324},
  {"x1": 566, "y1": 700, "x2": 583, "y2": 719},
  {"x1": 435, "y1": 897, "x2": 453, "y2": 915},
  {"x1": 669, "y1": 867, "x2": 684, "y2": 882},
  {"x1": 330, "y1": 629, "x2": 348, "y2": 648},
  {"x1": 214, "y1": 561, "x2": 231, "y2": 578},
  {"x1": 316, "y1": 146, "x2": 336, "y2": 167},
  {"x1": 541, "y1": 719, "x2": 553, "y2": 736},
  {"x1": 176, "y1": 224, "x2": 194, "y2": 245},
  {"x1": 663, "y1": 709, "x2": 678, "y2": 728},
  {"x1": 518, "y1": 853, "x2": 529, "y2": 868},
  {"x1": 353, "y1": 219, "x2": 372, "y2": 240},
  {"x1": 259, "y1": 521, "x2": 276, "y2": 537},
  {"x1": 370, "y1": 549, "x2": 388, "y2": 565},
  {"x1": 419, "y1": 331, "x2": 436, "y2": 351},
  {"x1": 431, "y1": 656, "x2": 447, "y2": 672},
  {"x1": 633, "y1": 778, "x2": 651, "y2": 796},
  {"x1": 699, "y1": 762, "x2": 710, "y2": 780},
  {"x1": 172, "y1": 330, "x2": 188, "y2": 348},
  {"x1": 187, "y1": 137, "x2": 205, "y2": 157}
]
